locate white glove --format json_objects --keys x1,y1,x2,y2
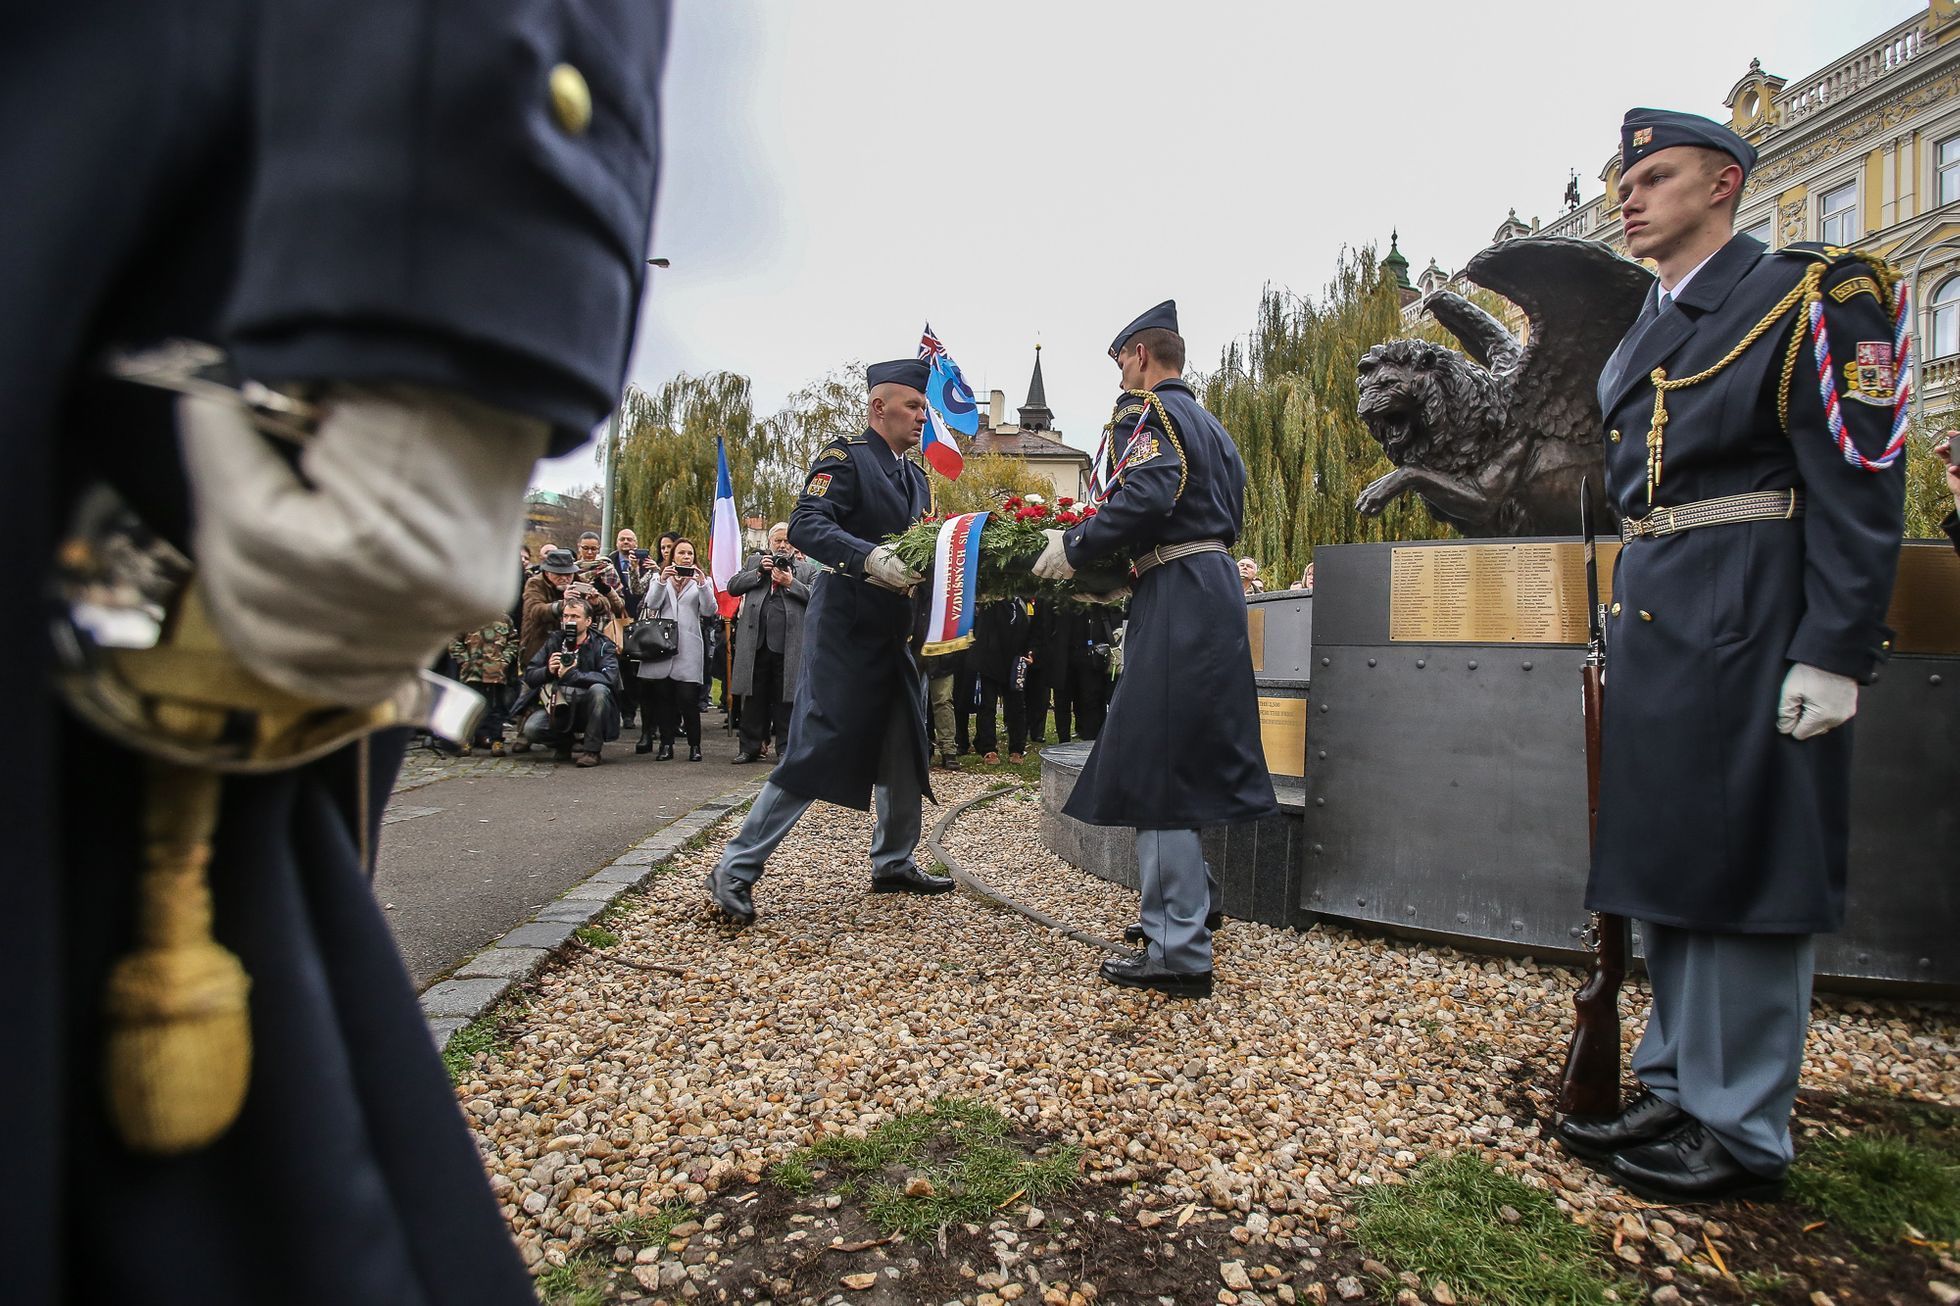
[
  {"x1": 181, "y1": 383, "x2": 548, "y2": 707},
  {"x1": 1776, "y1": 662, "x2": 1858, "y2": 741},
  {"x1": 1031, "y1": 528, "x2": 1075, "y2": 581},
  {"x1": 864, "y1": 544, "x2": 923, "y2": 594}
]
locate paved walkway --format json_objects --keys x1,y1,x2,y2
[{"x1": 377, "y1": 709, "x2": 765, "y2": 988}]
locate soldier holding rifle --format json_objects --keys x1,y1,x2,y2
[{"x1": 1554, "y1": 109, "x2": 1907, "y2": 1203}]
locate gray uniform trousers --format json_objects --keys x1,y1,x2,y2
[
  {"x1": 1135, "y1": 829, "x2": 1219, "y2": 974},
  {"x1": 718, "y1": 705, "x2": 923, "y2": 887},
  {"x1": 1633, "y1": 921, "x2": 1816, "y2": 1177}
]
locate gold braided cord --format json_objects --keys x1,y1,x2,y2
[
  {"x1": 1777, "y1": 305, "x2": 1808, "y2": 434},
  {"x1": 1645, "y1": 265, "x2": 1823, "y2": 505}
]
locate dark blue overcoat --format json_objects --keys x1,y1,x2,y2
[
  {"x1": 1060, "y1": 381, "x2": 1277, "y2": 829},
  {"x1": 777, "y1": 433, "x2": 934, "y2": 810},
  {"x1": 1587, "y1": 235, "x2": 1905, "y2": 933},
  {"x1": 3, "y1": 5, "x2": 668, "y2": 1302}
]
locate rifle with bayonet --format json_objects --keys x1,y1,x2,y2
[{"x1": 1557, "y1": 480, "x2": 1629, "y2": 1120}]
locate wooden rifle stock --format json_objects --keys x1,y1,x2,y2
[{"x1": 1558, "y1": 481, "x2": 1628, "y2": 1120}]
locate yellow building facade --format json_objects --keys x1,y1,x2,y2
[{"x1": 1535, "y1": 1, "x2": 1960, "y2": 416}]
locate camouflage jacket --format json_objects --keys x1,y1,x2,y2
[{"x1": 449, "y1": 618, "x2": 519, "y2": 685}]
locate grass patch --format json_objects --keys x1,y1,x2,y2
[
  {"x1": 441, "y1": 999, "x2": 526, "y2": 1085},
  {"x1": 1789, "y1": 1130, "x2": 1960, "y2": 1243},
  {"x1": 573, "y1": 923, "x2": 621, "y2": 949},
  {"x1": 788, "y1": 1097, "x2": 1079, "y2": 1241},
  {"x1": 766, "y1": 1156, "x2": 816, "y2": 1194},
  {"x1": 1355, "y1": 1152, "x2": 1631, "y2": 1305},
  {"x1": 534, "y1": 1255, "x2": 610, "y2": 1306},
  {"x1": 592, "y1": 1200, "x2": 699, "y2": 1249}
]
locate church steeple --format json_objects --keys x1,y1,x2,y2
[{"x1": 1017, "y1": 343, "x2": 1054, "y2": 431}]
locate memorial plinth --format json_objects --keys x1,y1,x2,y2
[{"x1": 1039, "y1": 539, "x2": 1959, "y2": 996}]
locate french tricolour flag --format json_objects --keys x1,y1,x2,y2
[
  {"x1": 709, "y1": 436, "x2": 742, "y2": 619},
  {"x1": 919, "y1": 511, "x2": 989, "y2": 655}
]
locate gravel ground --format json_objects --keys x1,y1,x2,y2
[{"x1": 454, "y1": 772, "x2": 1960, "y2": 1293}]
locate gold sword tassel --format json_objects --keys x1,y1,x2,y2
[{"x1": 103, "y1": 758, "x2": 252, "y2": 1154}]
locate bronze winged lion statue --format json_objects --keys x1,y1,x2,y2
[{"x1": 1353, "y1": 236, "x2": 1653, "y2": 536}]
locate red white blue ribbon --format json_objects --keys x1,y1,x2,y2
[
  {"x1": 1807, "y1": 280, "x2": 1911, "y2": 472},
  {"x1": 920, "y1": 511, "x2": 989, "y2": 655}
]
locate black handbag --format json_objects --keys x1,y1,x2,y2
[{"x1": 626, "y1": 616, "x2": 679, "y2": 661}]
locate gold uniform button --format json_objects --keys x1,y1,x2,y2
[
  {"x1": 549, "y1": 64, "x2": 592, "y2": 135},
  {"x1": 1881, "y1": 639, "x2": 1891, "y2": 650},
  {"x1": 1610, "y1": 602, "x2": 1622, "y2": 616},
  {"x1": 1639, "y1": 610, "x2": 1653, "y2": 621},
  {"x1": 1609, "y1": 429, "x2": 1622, "y2": 443}
]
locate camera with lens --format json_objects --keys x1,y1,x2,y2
[
  {"x1": 560, "y1": 619, "x2": 579, "y2": 642},
  {"x1": 772, "y1": 552, "x2": 795, "y2": 571}
]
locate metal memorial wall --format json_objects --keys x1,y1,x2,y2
[{"x1": 1303, "y1": 537, "x2": 1959, "y2": 992}]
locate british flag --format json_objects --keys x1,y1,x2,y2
[{"x1": 918, "y1": 322, "x2": 946, "y2": 361}]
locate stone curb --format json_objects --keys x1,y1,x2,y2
[{"x1": 421, "y1": 777, "x2": 768, "y2": 1047}]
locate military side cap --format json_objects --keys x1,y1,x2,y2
[
  {"x1": 1109, "y1": 300, "x2": 1178, "y2": 357},
  {"x1": 539, "y1": 547, "x2": 578, "y2": 575},
  {"x1": 1621, "y1": 107, "x2": 1757, "y2": 178},
  {"x1": 866, "y1": 359, "x2": 930, "y2": 392}
]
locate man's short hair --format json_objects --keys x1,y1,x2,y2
[
  {"x1": 1691, "y1": 146, "x2": 1746, "y2": 220},
  {"x1": 1132, "y1": 327, "x2": 1185, "y2": 373},
  {"x1": 770, "y1": 521, "x2": 789, "y2": 537},
  {"x1": 561, "y1": 594, "x2": 590, "y2": 617}
]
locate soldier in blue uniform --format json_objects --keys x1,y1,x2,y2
[
  {"x1": 6, "y1": 5, "x2": 669, "y2": 1302},
  {"x1": 1553, "y1": 109, "x2": 1907, "y2": 1203},
  {"x1": 706, "y1": 359, "x2": 953, "y2": 923},
  {"x1": 1033, "y1": 303, "x2": 1277, "y2": 997}
]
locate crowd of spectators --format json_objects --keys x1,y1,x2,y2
[{"x1": 446, "y1": 504, "x2": 1130, "y2": 772}]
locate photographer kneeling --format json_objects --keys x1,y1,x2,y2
[{"x1": 518, "y1": 594, "x2": 621, "y2": 766}]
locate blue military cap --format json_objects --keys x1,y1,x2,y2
[
  {"x1": 866, "y1": 358, "x2": 930, "y2": 392},
  {"x1": 1620, "y1": 107, "x2": 1757, "y2": 179},
  {"x1": 1109, "y1": 300, "x2": 1178, "y2": 358}
]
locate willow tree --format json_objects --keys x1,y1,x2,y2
[
  {"x1": 754, "y1": 365, "x2": 869, "y2": 515},
  {"x1": 612, "y1": 371, "x2": 757, "y2": 545},
  {"x1": 1201, "y1": 245, "x2": 1445, "y2": 588}
]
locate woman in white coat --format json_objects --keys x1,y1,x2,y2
[{"x1": 638, "y1": 538, "x2": 718, "y2": 760}]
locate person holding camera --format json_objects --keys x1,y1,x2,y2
[
  {"x1": 637, "y1": 537, "x2": 718, "y2": 760},
  {"x1": 517, "y1": 595, "x2": 621, "y2": 766},
  {"x1": 728, "y1": 522, "x2": 816, "y2": 763}
]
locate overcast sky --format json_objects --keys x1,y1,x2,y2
[{"x1": 534, "y1": 0, "x2": 1921, "y2": 495}]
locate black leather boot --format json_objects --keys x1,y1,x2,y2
[
  {"x1": 1609, "y1": 1120, "x2": 1786, "y2": 1204},
  {"x1": 869, "y1": 863, "x2": 956, "y2": 895},
  {"x1": 635, "y1": 724, "x2": 654, "y2": 754},
  {"x1": 656, "y1": 741, "x2": 674, "y2": 761},
  {"x1": 1555, "y1": 1088, "x2": 1688, "y2": 1162},
  {"x1": 1099, "y1": 954, "x2": 1212, "y2": 998}
]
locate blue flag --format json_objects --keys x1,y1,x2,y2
[{"x1": 925, "y1": 350, "x2": 979, "y2": 436}]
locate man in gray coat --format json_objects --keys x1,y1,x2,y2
[{"x1": 729, "y1": 522, "x2": 818, "y2": 763}]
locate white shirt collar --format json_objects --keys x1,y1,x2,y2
[{"x1": 1662, "y1": 246, "x2": 1722, "y2": 302}]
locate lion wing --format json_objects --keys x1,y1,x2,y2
[{"x1": 1463, "y1": 236, "x2": 1654, "y2": 446}]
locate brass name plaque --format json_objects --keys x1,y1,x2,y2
[
  {"x1": 1889, "y1": 542, "x2": 1960, "y2": 656},
  {"x1": 1390, "y1": 542, "x2": 1619, "y2": 644},
  {"x1": 1257, "y1": 695, "x2": 1307, "y2": 777},
  {"x1": 1247, "y1": 606, "x2": 1266, "y2": 672}
]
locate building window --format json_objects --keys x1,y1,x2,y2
[
  {"x1": 1819, "y1": 181, "x2": 1858, "y2": 246},
  {"x1": 1940, "y1": 135, "x2": 1960, "y2": 207},
  {"x1": 1742, "y1": 218, "x2": 1773, "y2": 247},
  {"x1": 1933, "y1": 274, "x2": 1960, "y2": 359}
]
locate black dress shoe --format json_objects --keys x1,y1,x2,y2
[
  {"x1": 733, "y1": 751, "x2": 760, "y2": 764},
  {"x1": 656, "y1": 742, "x2": 674, "y2": 761},
  {"x1": 635, "y1": 734, "x2": 653, "y2": 754},
  {"x1": 1122, "y1": 911, "x2": 1224, "y2": 946},
  {"x1": 1099, "y1": 954, "x2": 1212, "y2": 999},
  {"x1": 869, "y1": 863, "x2": 956, "y2": 895},
  {"x1": 705, "y1": 867, "x2": 755, "y2": 926},
  {"x1": 1555, "y1": 1088, "x2": 1688, "y2": 1162},
  {"x1": 1609, "y1": 1120, "x2": 1786, "y2": 1205},
  {"x1": 688, "y1": 747, "x2": 702, "y2": 762}
]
